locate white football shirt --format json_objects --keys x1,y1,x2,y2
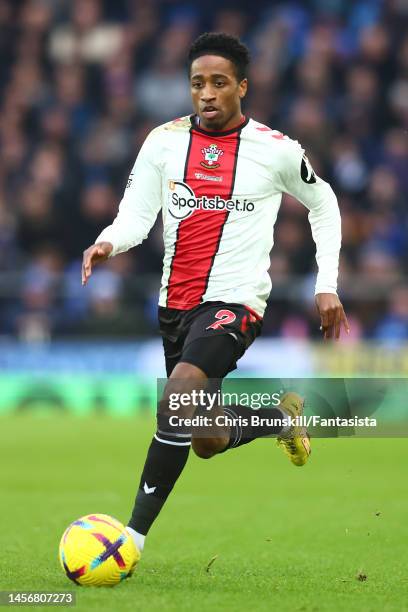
[{"x1": 96, "y1": 115, "x2": 341, "y2": 316}]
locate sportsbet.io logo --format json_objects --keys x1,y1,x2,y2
[{"x1": 168, "y1": 180, "x2": 255, "y2": 220}]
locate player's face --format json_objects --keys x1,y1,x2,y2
[{"x1": 190, "y1": 55, "x2": 247, "y2": 132}]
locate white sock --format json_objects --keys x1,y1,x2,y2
[{"x1": 126, "y1": 526, "x2": 145, "y2": 553}]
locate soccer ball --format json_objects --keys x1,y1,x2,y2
[{"x1": 59, "y1": 513, "x2": 140, "y2": 587}]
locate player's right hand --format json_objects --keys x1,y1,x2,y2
[{"x1": 81, "y1": 241, "x2": 113, "y2": 285}]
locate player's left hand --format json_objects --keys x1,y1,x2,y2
[{"x1": 315, "y1": 293, "x2": 350, "y2": 340}]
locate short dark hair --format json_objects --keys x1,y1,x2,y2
[{"x1": 188, "y1": 32, "x2": 250, "y2": 82}]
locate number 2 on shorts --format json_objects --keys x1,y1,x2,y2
[{"x1": 206, "y1": 309, "x2": 237, "y2": 330}]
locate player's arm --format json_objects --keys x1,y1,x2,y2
[
  {"x1": 82, "y1": 130, "x2": 162, "y2": 285},
  {"x1": 277, "y1": 139, "x2": 349, "y2": 340}
]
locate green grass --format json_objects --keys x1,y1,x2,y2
[{"x1": 0, "y1": 414, "x2": 407, "y2": 611}]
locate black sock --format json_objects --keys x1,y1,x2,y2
[
  {"x1": 223, "y1": 404, "x2": 285, "y2": 450},
  {"x1": 128, "y1": 435, "x2": 190, "y2": 535}
]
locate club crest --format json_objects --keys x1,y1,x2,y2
[{"x1": 200, "y1": 143, "x2": 224, "y2": 169}]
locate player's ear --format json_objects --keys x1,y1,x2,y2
[{"x1": 238, "y1": 78, "x2": 248, "y2": 99}]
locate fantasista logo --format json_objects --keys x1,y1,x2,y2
[{"x1": 168, "y1": 180, "x2": 255, "y2": 220}]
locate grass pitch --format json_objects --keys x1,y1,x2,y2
[{"x1": 0, "y1": 414, "x2": 407, "y2": 611}]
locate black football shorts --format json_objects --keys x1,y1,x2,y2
[{"x1": 158, "y1": 301, "x2": 263, "y2": 378}]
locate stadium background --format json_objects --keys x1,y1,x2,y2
[
  {"x1": 0, "y1": 0, "x2": 408, "y2": 412},
  {"x1": 1, "y1": 2, "x2": 408, "y2": 609}
]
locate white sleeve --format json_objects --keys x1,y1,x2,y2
[
  {"x1": 276, "y1": 139, "x2": 341, "y2": 295},
  {"x1": 95, "y1": 130, "x2": 162, "y2": 256}
]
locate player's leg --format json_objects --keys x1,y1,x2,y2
[
  {"x1": 192, "y1": 387, "x2": 311, "y2": 466},
  {"x1": 173, "y1": 304, "x2": 286, "y2": 457},
  {"x1": 180, "y1": 303, "x2": 310, "y2": 464},
  {"x1": 127, "y1": 303, "x2": 308, "y2": 552},
  {"x1": 180, "y1": 335, "x2": 311, "y2": 465},
  {"x1": 126, "y1": 329, "x2": 194, "y2": 553},
  {"x1": 126, "y1": 326, "x2": 243, "y2": 552},
  {"x1": 178, "y1": 333, "x2": 291, "y2": 458}
]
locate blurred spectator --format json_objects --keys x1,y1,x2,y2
[
  {"x1": 134, "y1": 23, "x2": 194, "y2": 120},
  {"x1": 374, "y1": 287, "x2": 408, "y2": 342},
  {"x1": 73, "y1": 181, "x2": 118, "y2": 255},
  {"x1": 12, "y1": 247, "x2": 64, "y2": 342},
  {"x1": 49, "y1": 0, "x2": 124, "y2": 64},
  {"x1": 16, "y1": 182, "x2": 63, "y2": 255},
  {"x1": 0, "y1": 0, "x2": 407, "y2": 340}
]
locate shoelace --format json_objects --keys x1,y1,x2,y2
[{"x1": 280, "y1": 437, "x2": 298, "y2": 454}]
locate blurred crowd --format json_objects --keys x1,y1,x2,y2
[{"x1": 0, "y1": 0, "x2": 408, "y2": 342}]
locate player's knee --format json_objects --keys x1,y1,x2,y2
[
  {"x1": 191, "y1": 437, "x2": 226, "y2": 459},
  {"x1": 192, "y1": 443, "x2": 217, "y2": 459},
  {"x1": 170, "y1": 361, "x2": 207, "y2": 382},
  {"x1": 161, "y1": 362, "x2": 208, "y2": 407}
]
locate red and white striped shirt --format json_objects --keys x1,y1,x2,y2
[{"x1": 96, "y1": 115, "x2": 341, "y2": 316}]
